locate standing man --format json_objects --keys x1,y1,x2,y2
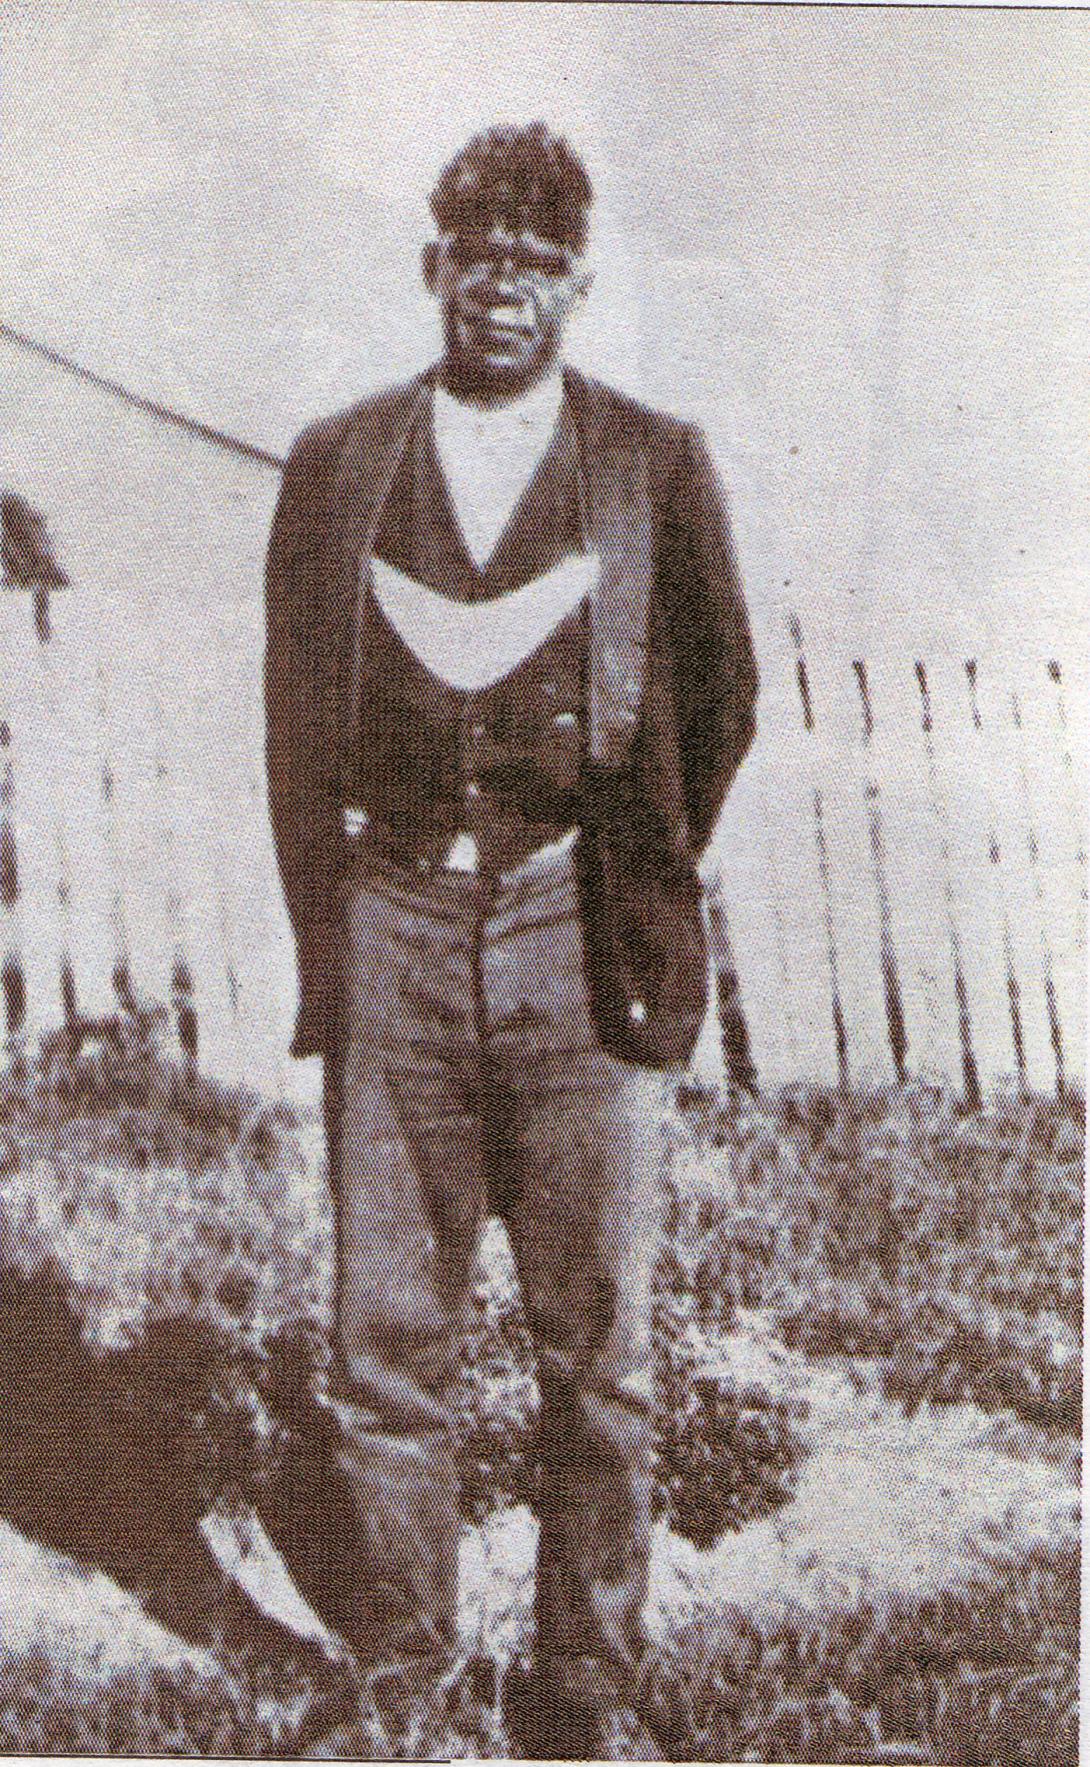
[{"x1": 264, "y1": 122, "x2": 757, "y2": 1757}]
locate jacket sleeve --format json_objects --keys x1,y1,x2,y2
[
  {"x1": 264, "y1": 424, "x2": 346, "y2": 1057},
  {"x1": 658, "y1": 423, "x2": 758, "y2": 856}
]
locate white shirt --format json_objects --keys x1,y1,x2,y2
[
  {"x1": 350, "y1": 374, "x2": 576, "y2": 871},
  {"x1": 432, "y1": 374, "x2": 564, "y2": 571}
]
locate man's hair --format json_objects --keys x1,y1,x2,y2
[{"x1": 429, "y1": 122, "x2": 593, "y2": 253}]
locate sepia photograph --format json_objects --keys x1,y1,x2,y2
[{"x1": 0, "y1": 2, "x2": 1086, "y2": 1761}]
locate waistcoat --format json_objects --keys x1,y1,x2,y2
[{"x1": 351, "y1": 395, "x2": 589, "y2": 869}]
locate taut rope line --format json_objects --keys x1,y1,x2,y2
[{"x1": 0, "y1": 323, "x2": 285, "y2": 471}]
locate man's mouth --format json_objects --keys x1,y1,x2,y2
[{"x1": 460, "y1": 300, "x2": 535, "y2": 341}]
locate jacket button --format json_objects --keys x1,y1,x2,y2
[
  {"x1": 465, "y1": 781, "x2": 481, "y2": 801},
  {"x1": 553, "y1": 711, "x2": 577, "y2": 729},
  {"x1": 629, "y1": 1000, "x2": 647, "y2": 1024}
]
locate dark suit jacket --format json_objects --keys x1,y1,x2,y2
[{"x1": 265, "y1": 365, "x2": 757, "y2": 1056}]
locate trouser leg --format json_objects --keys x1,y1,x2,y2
[
  {"x1": 516, "y1": 1080, "x2": 666, "y2": 1703},
  {"x1": 483, "y1": 854, "x2": 669, "y2": 1705},
  {"x1": 320, "y1": 865, "x2": 484, "y2": 1666}
]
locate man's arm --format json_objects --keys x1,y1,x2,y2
[
  {"x1": 658, "y1": 423, "x2": 758, "y2": 856},
  {"x1": 264, "y1": 421, "x2": 346, "y2": 1055}
]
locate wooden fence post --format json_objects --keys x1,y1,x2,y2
[
  {"x1": 914, "y1": 662, "x2": 981, "y2": 1110},
  {"x1": 852, "y1": 660, "x2": 908, "y2": 1085},
  {"x1": 0, "y1": 721, "x2": 27, "y2": 1055},
  {"x1": 150, "y1": 694, "x2": 199, "y2": 1075},
  {"x1": 1010, "y1": 689, "x2": 1067, "y2": 1101},
  {"x1": 37, "y1": 647, "x2": 79, "y2": 1031},
  {"x1": 1045, "y1": 659, "x2": 1087, "y2": 957},
  {"x1": 790, "y1": 614, "x2": 850, "y2": 1092},
  {"x1": 94, "y1": 660, "x2": 137, "y2": 1013},
  {"x1": 963, "y1": 660, "x2": 1027, "y2": 1092}
]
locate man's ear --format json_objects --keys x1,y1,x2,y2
[
  {"x1": 573, "y1": 265, "x2": 594, "y2": 304},
  {"x1": 421, "y1": 240, "x2": 439, "y2": 292}
]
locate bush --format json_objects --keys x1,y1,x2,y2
[{"x1": 669, "y1": 1084, "x2": 1084, "y2": 1435}]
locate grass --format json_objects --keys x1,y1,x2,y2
[
  {"x1": 0, "y1": 1025, "x2": 1082, "y2": 1760},
  {"x1": 668, "y1": 1084, "x2": 1083, "y2": 1433},
  {"x1": 0, "y1": 1649, "x2": 248, "y2": 1757},
  {"x1": 649, "y1": 1550, "x2": 1080, "y2": 1765}
]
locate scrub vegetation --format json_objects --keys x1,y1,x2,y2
[{"x1": 0, "y1": 1021, "x2": 1081, "y2": 1762}]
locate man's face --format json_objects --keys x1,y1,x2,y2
[{"x1": 426, "y1": 221, "x2": 591, "y2": 397}]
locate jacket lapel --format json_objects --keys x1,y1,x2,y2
[
  {"x1": 563, "y1": 368, "x2": 654, "y2": 770},
  {"x1": 331, "y1": 371, "x2": 432, "y2": 796}
]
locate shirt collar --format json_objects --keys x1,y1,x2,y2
[{"x1": 432, "y1": 371, "x2": 564, "y2": 436}]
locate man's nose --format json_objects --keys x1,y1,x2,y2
[{"x1": 488, "y1": 252, "x2": 520, "y2": 292}]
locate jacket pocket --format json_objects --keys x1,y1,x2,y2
[{"x1": 573, "y1": 815, "x2": 708, "y2": 1070}]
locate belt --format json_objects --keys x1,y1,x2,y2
[{"x1": 342, "y1": 807, "x2": 576, "y2": 877}]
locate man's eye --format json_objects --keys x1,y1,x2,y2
[
  {"x1": 450, "y1": 233, "x2": 490, "y2": 263},
  {"x1": 520, "y1": 255, "x2": 567, "y2": 277},
  {"x1": 506, "y1": 253, "x2": 568, "y2": 280},
  {"x1": 451, "y1": 239, "x2": 567, "y2": 277}
]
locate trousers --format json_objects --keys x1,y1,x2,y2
[{"x1": 317, "y1": 831, "x2": 670, "y2": 1696}]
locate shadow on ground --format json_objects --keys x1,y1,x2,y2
[{"x1": 0, "y1": 1261, "x2": 348, "y2": 1680}]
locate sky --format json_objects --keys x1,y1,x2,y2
[{"x1": 3, "y1": 0, "x2": 1088, "y2": 658}]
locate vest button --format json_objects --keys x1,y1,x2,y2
[
  {"x1": 465, "y1": 781, "x2": 481, "y2": 801},
  {"x1": 471, "y1": 722, "x2": 486, "y2": 740},
  {"x1": 553, "y1": 711, "x2": 577, "y2": 729},
  {"x1": 629, "y1": 999, "x2": 647, "y2": 1024}
]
